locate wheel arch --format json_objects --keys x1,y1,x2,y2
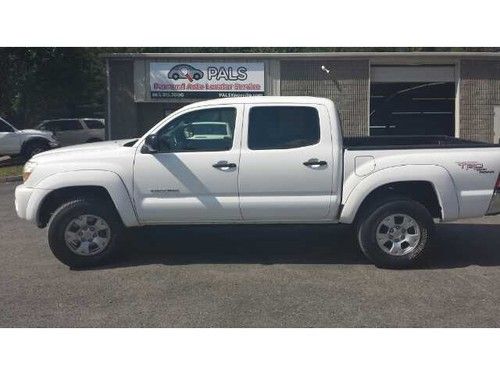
[
  {"x1": 21, "y1": 136, "x2": 50, "y2": 153},
  {"x1": 340, "y1": 165, "x2": 459, "y2": 224},
  {"x1": 29, "y1": 170, "x2": 139, "y2": 228}
]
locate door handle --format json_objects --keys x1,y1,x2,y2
[
  {"x1": 303, "y1": 159, "x2": 327, "y2": 167},
  {"x1": 212, "y1": 161, "x2": 237, "y2": 169}
]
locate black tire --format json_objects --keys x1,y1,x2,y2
[
  {"x1": 22, "y1": 140, "x2": 49, "y2": 159},
  {"x1": 193, "y1": 73, "x2": 201, "y2": 80},
  {"x1": 48, "y1": 198, "x2": 124, "y2": 268},
  {"x1": 357, "y1": 199, "x2": 434, "y2": 269},
  {"x1": 172, "y1": 73, "x2": 179, "y2": 80}
]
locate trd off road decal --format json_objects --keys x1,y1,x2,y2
[{"x1": 456, "y1": 161, "x2": 494, "y2": 174}]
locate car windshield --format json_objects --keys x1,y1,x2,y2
[{"x1": 0, "y1": 117, "x2": 15, "y2": 132}]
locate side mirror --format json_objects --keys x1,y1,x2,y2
[{"x1": 141, "y1": 134, "x2": 160, "y2": 154}]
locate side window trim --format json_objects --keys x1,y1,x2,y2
[{"x1": 154, "y1": 106, "x2": 239, "y2": 154}]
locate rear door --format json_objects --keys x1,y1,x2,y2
[{"x1": 238, "y1": 104, "x2": 335, "y2": 221}]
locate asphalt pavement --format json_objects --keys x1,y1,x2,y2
[{"x1": 1, "y1": 181, "x2": 499, "y2": 327}]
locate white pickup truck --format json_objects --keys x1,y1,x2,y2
[{"x1": 15, "y1": 97, "x2": 500, "y2": 268}]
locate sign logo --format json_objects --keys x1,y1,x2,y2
[
  {"x1": 168, "y1": 64, "x2": 204, "y2": 82},
  {"x1": 457, "y1": 161, "x2": 494, "y2": 174},
  {"x1": 150, "y1": 62, "x2": 265, "y2": 99}
]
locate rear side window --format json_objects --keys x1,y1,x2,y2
[
  {"x1": 248, "y1": 106, "x2": 320, "y2": 150},
  {"x1": 85, "y1": 120, "x2": 105, "y2": 129}
]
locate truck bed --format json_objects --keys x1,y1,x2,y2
[{"x1": 344, "y1": 135, "x2": 500, "y2": 150}]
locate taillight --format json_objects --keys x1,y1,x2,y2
[{"x1": 495, "y1": 174, "x2": 500, "y2": 190}]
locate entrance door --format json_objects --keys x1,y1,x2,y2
[
  {"x1": 370, "y1": 65, "x2": 456, "y2": 136},
  {"x1": 238, "y1": 104, "x2": 336, "y2": 221},
  {"x1": 133, "y1": 105, "x2": 243, "y2": 224}
]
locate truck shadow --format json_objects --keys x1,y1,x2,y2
[{"x1": 83, "y1": 223, "x2": 500, "y2": 270}]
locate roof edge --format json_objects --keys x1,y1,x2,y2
[{"x1": 102, "y1": 51, "x2": 500, "y2": 59}]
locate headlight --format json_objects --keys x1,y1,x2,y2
[{"x1": 22, "y1": 161, "x2": 37, "y2": 182}]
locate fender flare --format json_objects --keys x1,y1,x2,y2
[
  {"x1": 28, "y1": 170, "x2": 139, "y2": 227},
  {"x1": 339, "y1": 165, "x2": 459, "y2": 224}
]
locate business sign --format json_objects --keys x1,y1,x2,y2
[{"x1": 150, "y1": 62, "x2": 265, "y2": 99}]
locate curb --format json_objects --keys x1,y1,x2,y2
[{"x1": 0, "y1": 175, "x2": 22, "y2": 183}]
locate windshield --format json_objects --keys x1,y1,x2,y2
[{"x1": 0, "y1": 117, "x2": 16, "y2": 132}]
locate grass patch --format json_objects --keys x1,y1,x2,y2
[{"x1": 0, "y1": 165, "x2": 23, "y2": 178}]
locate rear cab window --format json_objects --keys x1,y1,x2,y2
[{"x1": 248, "y1": 106, "x2": 320, "y2": 150}]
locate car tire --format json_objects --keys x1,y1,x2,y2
[
  {"x1": 22, "y1": 140, "x2": 49, "y2": 160},
  {"x1": 172, "y1": 73, "x2": 179, "y2": 80},
  {"x1": 48, "y1": 198, "x2": 124, "y2": 268},
  {"x1": 357, "y1": 199, "x2": 434, "y2": 269},
  {"x1": 193, "y1": 73, "x2": 201, "y2": 80}
]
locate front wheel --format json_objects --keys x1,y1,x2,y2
[
  {"x1": 48, "y1": 198, "x2": 124, "y2": 268},
  {"x1": 357, "y1": 199, "x2": 435, "y2": 268}
]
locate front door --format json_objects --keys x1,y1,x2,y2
[
  {"x1": 238, "y1": 104, "x2": 335, "y2": 221},
  {"x1": 133, "y1": 105, "x2": 243, "y2": 224}
]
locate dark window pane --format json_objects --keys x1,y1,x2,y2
[
  {"x1": 370, "y1": 82, "x2": 455, "y2": 136},
  {"x1": 40, "y1": 122, "x2": 56, "y2": 131},
  {"x1": 157, "y1": 108, "x2": 236, "y2": 152},
  {"x1": 84, "y1": 120, "x2": 105, "y2": 129},
  {"x1": 56, "y1": 120, "x2": 83, "y2": 131},
  {"x1": 0, "y1": 119, "x2": 13, "y2": 132},
  {"x1": 248, "y1": 106, "x2": 320, "y2": 150}
]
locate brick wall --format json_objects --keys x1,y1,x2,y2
[
  {"x1": 460, "y1": 60, "x2": 500, "y2": 142},
  {"x1": 280, "y1": 59, "x2": 369, "y2": 136}
]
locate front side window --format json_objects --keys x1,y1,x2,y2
[
  {"x1": 57, "y1": 120, "x2": 83, "y2": 131},
  {"x1": 156, "y1": 107, "x2": 236, "y2": 153},
  {"x1": 248, "y1": 106, "x2": 320, "y2": 150},
  {"x1": 39, "y1": 122, "x2": 57, "y2": 131}
]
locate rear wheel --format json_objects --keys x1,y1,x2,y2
[
  {"x1": 48, "y1": 198, "x2": 124, "y2": 268},
  {"x1": 357, "y1": 199, "x2": 434, "y2": 268}
]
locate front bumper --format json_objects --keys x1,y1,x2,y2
[
  {"x1": 15, "y1": 184, "x2": 33, "y2": 220},
  {"x1": 486, "y1": 191, "x2": 500, "y2": 215},
  {"x1": 15, "y1": 184, "x2": 53, "y2": 225}
]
